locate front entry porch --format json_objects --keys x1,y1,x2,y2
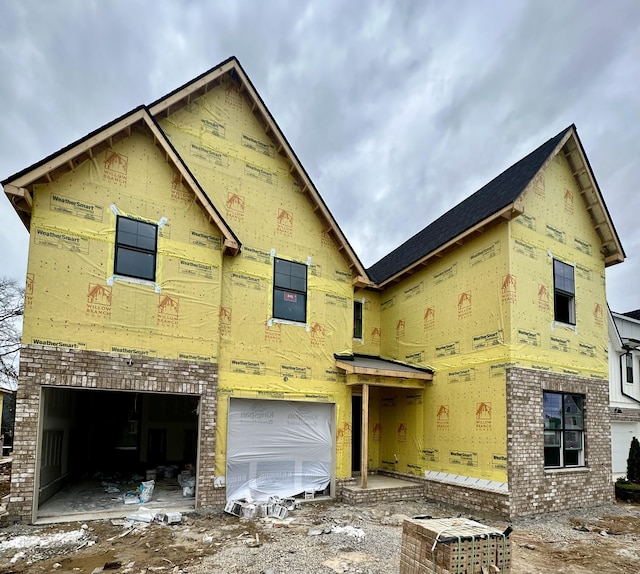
[{"x1": 341, "y1": 471, "x2": 425, "y2": 504}]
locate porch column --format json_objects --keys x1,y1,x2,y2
[{"x1": 360, "y1": 382, "x2": 369, "y2": 489}]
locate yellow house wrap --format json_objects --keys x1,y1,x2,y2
[
  {"x1": 3, "y1": 57, "x2": 625, "y2": 522},
  {"x1": 22, "y1": 129, "x2": 225, "y2": 362},
  {"x1": 356, "y1": 149, "x2": 610, "y2": 484},
  {"x1": 158, "y1": 75, "x2": 363, "y2": 478}
]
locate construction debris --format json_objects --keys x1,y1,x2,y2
[{"x1": 224, "y1": 495, "x2": 300, "y2": 521}]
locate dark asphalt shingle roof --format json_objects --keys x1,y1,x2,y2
[
  {"x1": 623, "y1": 310, "x2": 640, "y2": 321},
  {"x1": 367, "y1": 126, "x2": 573, "y2": 284}
]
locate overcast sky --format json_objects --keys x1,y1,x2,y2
[{"x1": 1, "y1": 0, "x2": 638, "y2": 312}]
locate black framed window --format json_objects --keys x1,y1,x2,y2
[
  {"x1": 626, "y1": 353, "x2": 634, "y2": 384},
  {"x1": 553, "y1": 259, "x2": 575, "y2": 324},
  {"x1": 353, "y1": 301, "x2": 363, "y2": 339},
  {"x1": 273, "y1": 258, "x2": 307, "y2": 323},
  {"x1": 114, "y1": 216, "x2": 158, "y2": 281},
  {"x1": 543, "y1": 391, "x2": 584, "y2": 468}
]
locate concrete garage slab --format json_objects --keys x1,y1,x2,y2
[{"x1": 36, "y1": 478, "x2": 195, "y2": 524}]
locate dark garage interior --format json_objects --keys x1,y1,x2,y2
[{"x1": 37, "y1": 387, "x2": 200, "y2": 520}]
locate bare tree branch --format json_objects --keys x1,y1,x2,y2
[{"x1": 0, "y1": 277, "x2": 23, "y2": 390}]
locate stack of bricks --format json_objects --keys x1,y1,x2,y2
[{"x1": 400, "y1": 517, "x2": 511, "y2": 574}]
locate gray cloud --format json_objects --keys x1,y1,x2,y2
[{"x1": 1, "y1": 0, "x2": 638, "y2": 311}]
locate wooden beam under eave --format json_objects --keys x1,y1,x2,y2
[
  {"x1": 4, "y1": 184, "x2": 33, "y2": 207},
  {"x1": 352, "y1": 275, "x2": 371, "y2": 288},
  {"x1": 605, "y1": 252, "x2": 624, "y2": 266},
  {"x1": 563, "y1": 147, "x2": 579, "y2": 158},
  {"x1": 223, "y1": 242, "x2": 240, "y2": 256}
]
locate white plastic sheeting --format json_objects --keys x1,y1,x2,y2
[{"x1": 226, "y1": 399, "x2": 333, "y2": 501}]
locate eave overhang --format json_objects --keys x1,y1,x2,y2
[
  {"x1": 2, "y1": 107, "x2": 240, "y2": 256},
  {"x1": 373, "y1": 200, "x2": 524, "y2": 289},
  {"x1": 335, "y1": 353, "x2": 433, "y2": 385},
  {"x1": 559, "y1": 127, "x2": 625, "y2": 267},
  {"x1": 372, "y1": 125, "x2": 625, "y2": 290}
]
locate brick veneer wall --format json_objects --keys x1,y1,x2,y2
[
  {"x1": 424, "y1": 481, "x2": 510, "y2": 518},
  {"x1": 10, "y1": 345, "x2": 218, "y2": 523},
  {"x1": 338, "y1": 470, "x2": 511, "y2": 518},
  {"x1": 506, "y1": 367, "x2": 613, "y2": 517},
  {"x1": 381, "y1": 469, "x2": 511, "y2": 518}
]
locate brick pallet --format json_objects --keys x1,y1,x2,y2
[{"x1": 400, "y1": 517, "x2": 511, "y2": 574}]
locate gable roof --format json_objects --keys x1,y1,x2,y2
[
  {"x1": 2, "y1": 107, "x2": 240, "y2": 255},
  {"x1": 367, "y1": 125, "x2": 625, "y2": 286},
  {"x1": 622, "y1": 310, "x2": 640, "y2": 322},
  {"x1": 149, "y1": 57, "x2": 371, "y2": 287}
]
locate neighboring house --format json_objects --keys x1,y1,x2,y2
[
  {"x1": 0, "y1": 379, "x2": 17, "y2": 454},
  {"x1": 608, "y1": 309, "x2": 640, "y2": 478},
  {"x1": 2, "y1": 57, "x2": 625, "y2": 523}
]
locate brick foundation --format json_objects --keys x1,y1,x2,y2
[
  {"x1": 424, "y1": 479, "x2": 510, "y2": 518},
  {"x1": 506, "y1": 367, "x2": 613, "y2": 517},
  {"x1": 338, "y1": 470, "x2": 511, "y2": 518},
  {"x1": 10, "y1": 345, "x2": 219, "y2": 523}
]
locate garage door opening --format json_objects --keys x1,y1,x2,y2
[
  {"x1": 226, "y1": 398, "x2": 334, "y2": 501},
  {"x1": 36, "y1": 387, "x2": 200, "y2": 522}
]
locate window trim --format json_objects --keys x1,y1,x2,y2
[
  {"x1": 353, "y1": 300, "x2": 363, "y2": 339},
  {"x1": 272, "y1": 257, "x2": 307, "y2": 324},
  {"x1": 624, "y1": 352, "x2": 635, "y2": 385},
  {"x1": 553, "y1": 258, "x2": 575, "y2": 326},
  {"x1": 114, "y1": 215, "x2": 158, "y2": 282},
  {"x1": 543, "y1": 391, "x2": 585, "y2": 469}
]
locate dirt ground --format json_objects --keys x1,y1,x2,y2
[{"x1": 1, "y1": 496, "x2": 639, "y2": 574}]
